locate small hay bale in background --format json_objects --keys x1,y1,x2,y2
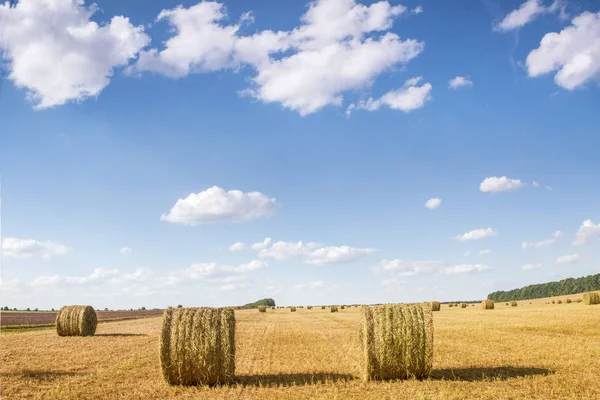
[
  {"x1": 331, "y1": 305, "x2": 339, "y2": 313},
  {"x1": 271, "y1": 306, "x2": 275, "y2": 309},
  {"x1": 505, "y1": 302, "x2": 509, "y2": 306},
  {"x1": 431, "y1": 302, "x2": 441, "y2": 312},
  {"x1": 307, "y1": 306, "x2": 313, "y2": 309},
  {"x1": 359, "y1": 303, "x2": 433, "y2": 381},
  {"x1": 552, "y1": 300, "x2": 556, "y2": 304},
  {"x1": 159, "y1": 307, "x2": 235, "y2": 386},
  {"x1": 321, "y1": 305, "x2": 326, "y2": 309},
  {"x1": 448, "y1": 304, "x2": 454, "y2": 308},
  {"x1": 511, "y1": 301, "x2": 517, "y2": 307},
  {"x1": 341, "y1": 305, "x2": 345, "y2": 310},
  {"x1": 557, "y1": 300, "x2": 563, "y2": 304},
  {"x1": 56, "y1": 305, "x2": 97, "y2": 337},
  {"x1": 258, "y1": 306, "x2": 267, "y2": 313},
  {"x1": 290, "y1": 307, "x2": 297, "y2": 312},
  {"x1": 481, "y1": 300, "x2": 494, "y2": 310},
  {"x1": 583, "y1": 292, "x2": 600, "y2": 305},
  {"x1": 566, "y1": 299, "x2": 572, "y2": 304},
  {"x1": 460, "y1": 303, "x2": 467, "y2": 308}
]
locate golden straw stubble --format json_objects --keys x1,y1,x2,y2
[
  {"x1": 359, "y1": 303, "x2": 434, "y2": 381},
  {"x1": 56, "y1": 305, "x2": 97, "y2": 337},
  {"x1": 159, "y1": 307, "x2": 235, "y2": 386}
]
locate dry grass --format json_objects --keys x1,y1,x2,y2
[
  {"x1": 56, "y1": 306, "x2": 97, "y2": 337},
  {"x1": 159, "y1": 307, "x2": 235, "y2": 386},
  {"x1": 481, "y1": 300, "x2": 494, "y2": 310},
  {"x1": 359, "y1": 303, "x2": 433, "y2": 381},
  {"x1": 431, "y1": 302, "x2": 441, "y2": 312},
  {"x1": 583, "y1": 292, "x2": 600, "y2": 305}
]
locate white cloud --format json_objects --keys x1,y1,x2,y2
[
  {"x1": 293, "y1": 280, "x2": 325, "y2": 290},
  {"x1": 553, "y1": 230, "x2": 564, "y2": 238},
  {"x1": 168, "y1": 259, "x2": 265, "y2": 285},
  {"x1": 572, "y1": 219, "x2": 600, "y2": 245},
  {"x1": 495, "y1": 0, "x2": 547, "y2": 32},
  {"x1": 479, "y1": 249, "x2": 491, "y2": 255},
  {"x1": 425, "y1": 197, "x2": 442, "y2": 210},
  {"x1": 136, "y1": 0, "x2": 424, "y2": 116},
  {"x1": 349, "y1": 77, "x2": 432, "y2": 114},
  {"x1": 454, "y1": 228, "x2": 497, "y2": 242},
  {"x1": 381, "y1": 277, "x2": 405, "y2": 287},
  {"x1": 31, "y1": 268, "x2": 120, "y2": 287},
  {"x1": 442, "y1": 264, "x2": 492, "y2": 275},
  {"x1": 448, "y1": 76, "x2": 473, "y2": 89},
  {"x1": 228, "y1": 242, "x2": 247, "y2": 251},
  {"x1": 251, "y1": 237, "x2": 273, "y2": 250},
  {"x1": 235, "y1": 260, "x2": 266, "y2": 272},
  {"x1": 479, "y1": 176, "x2": 525, "y2": 192},
  {"x1": 522, "y1": 263, "x2": 541, "y2": 271},
  {"x1": 526, "y1": 12, "x2": 600, "y2": 90},
  {"x1": 0, "y1": 0, "x2": 150, "y2": 109},
  {"x1": 115, "y1": 268, "x2": 152, "y2": 283},
  {"x1": 161, "y1": 186, "x2": 277, "y2": 226},
  {"x1": 522, "y1": 231, "x2": 563, "y2": 249},
  {"x1": 533, "y1": 180, "x2": 540, "y2": 187},
  {"x1": 306, "y1": 246, "x2": 376, "y2": 265},
  {"x1": 258, "y1": 240, "x2": 320, "y2": 260},
  {"x1": 120, "y1": 247, "x2": 132, "y2": 256},
  {"x1": 556, "y1": 253, "x2": 579, "y2": 264},
  {"x1": 412, "y1": 6, "x2": 423, "y2": 15},
  {"x1": 2, "y1": 238, "x2": 71, "y2": 259},
  {"x1": 374, "y1": 259, "x2": 442, "y2": 276}
]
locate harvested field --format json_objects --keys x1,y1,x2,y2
[
  {"x1": 1, "y1": 304, "x2": 599, "y2": 399},
  {"x1": 1, "y1": 310, "x2": 164, "y2": 329}
]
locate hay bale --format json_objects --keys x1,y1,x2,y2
[
  {"x1": 290, "y1": 307, "x2": 297, "y2": 312},
  {"x1": 448, "y1": 303, "x2": 453, "y2": 308},
  {"x1": 56, "y1": 305, "x2": 97, "y2": 337},
  {"x1": 566, "y1": 299, "x2": 572, "y2": 304},
  {"x1": 258, "y1": 306, "x2": 267, "y2": 313},
  {"x1": 359, "y1": 303, "x2": 433, "y2": 381},
  {"x1": 460, "y1": 303, "x2": 467, "y2": 308},
  {"x1": 511, "y1": 301, "x2": 517, "y2": 307},
  {"x1": 307, "y1": 306, "x2": 313, "y2": 309},
  {"x1": 341, "y1": 305, "x2": 345, "y2": 310},
  {"x1": 557, "y1": 300, "x2": 563, "y2": 304},
  {"x1": 481, "y1": 300, "x2": 494, "y2": 310},
  {"x1": 583, "y1": 292, "x2": 600, "y2": 305},
  {"x1": 271, "y1": 306, "x2": 275, "y2": 309},
  {"x1": 505, "y1": 302, "x2": 509, "y2": 306},
  {"x1": 552, "y1": 300, "x2": 556, "y2": 304},
  {"x1": 431, "y1": 302, "x2": 441, "y2": 312},
  {"x1": 159, "y1": 307, "x2": 235, "y2": 386},
  {"x1": 331, "y1": 305, "x2": 339, "y2": 313}
]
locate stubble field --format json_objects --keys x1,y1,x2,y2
[{"x1": 1, "y1": 302, "x2": 599, "y2": 399}]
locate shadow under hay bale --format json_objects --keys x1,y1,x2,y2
[
  {"x1": 359, "y1": 303, "x2": 433, "y2": 381},
  {"x1": 56, "y1": 305, "x2": 97, "y2": 337},
  {"x1": 159, "y1": 307, "x2": 235, "y2": 386},
  {"x1": 583, "y1": 292, "x2": 600, "y2": 305},
  {"x1": 430, "y1": 366, "x2": 554, "y2": 382},
  {"x1": 481, "y1": 300, "x2": 494, "y2": 310},
  {"x1": 431, "y1": 302, "x2": 441, "y2": 312}
]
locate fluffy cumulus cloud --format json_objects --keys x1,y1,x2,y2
[
  {"x1": 454, "y1": 228, "x2": 497, "y2": 242},
  {"x1": 556, "y1": 253, "x2": 579, "y2": 264},
  {"x1": 495, "y1": 0, "x2": 548, "y2": 32},
  {"x1": 374, "y1": 259, "x2": 443, "y2": 276},
  {"x1": 522, "y1": 263, "x2": 541, "y2": 271},
  {"x1": 479, "y1": 176, "x2": 525, "y2": 193},
  {"x1": 2, "y1": 238, "x2": 71, "y2": 259},
  {"x1": 31, "y1": 268, "x2": 120, "y2": 287},
  {"x1": 441, "y1": 264, "x2": 492, "y2": 275},
  {"x1": 167, "y1": 260, "x2": 266, "y2": 286},
  {"x1": 135, "y1": 0, "x2": 424, "y2": 115},
  {"x1": 522, "y1": 231, "x2": 563, "y2": 249},
  {"x1": 348, "y1": 76, "x2": 432, "y2": 115},
  {"x1": 526, "y1": 12, "x2": 600, "y2": 90},
  {"x1": 572, "y1": 219, "x2": 600, "y2": 245},
  {"x1": 448, "y1": 76, "x2": 473, "y2": 89},
  {"x1": 161, "y1": 186, "x2": 277, "y2": 226},
  {"x1": 425, "y1": 197, "x2": 442, "y2": 210},
  {"x1": 257, "y1": 240, "x2": 321, "y2": 260},
  {"x1": 305, "y1": 246, "x2": 376, "y2": 265},
  {"x1": 228, "y1": 242, "x2": 247, "y2": 251},
  {"x1": 0, "y1": 0, "x2": 150, "y2": 109}
]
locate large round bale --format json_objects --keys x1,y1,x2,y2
[
  {"x1": 160, "y1": 307, "x2": 235, "y2": 386},
  {"x1": 359, "y1": 303, "x2": 433, "y2": 381},
  {"x1": 331, "y1": 305, "x2": 339, "y2": 313},
  {"x1": 56, "y1": 305, "x2": 97, "y2": 337},
  {"x1": 431, "y1": 302, "x2": 441, "y2": 312},
  {"x1": 511, "y1": 301, "x2": 518, "y2": 307},
  {"x1": 258, "y1": 306, "x2": 267, "y2": 313},
  {"x1": 583, "y1": 292, "x2": 600, "y2": 305},
  {"x1": 481, "y1": 300, "x2": 494, "y2": 310},
  {"x1": 460, "y1": 303, "x2": 467, "y2": 308},
  {"x1": 290, "y1": 307, "x2": 297, "y2": 312}
]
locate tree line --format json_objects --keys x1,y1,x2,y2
[{"x1": 488, "y1": 273, "x2": 600, "y2": 302}]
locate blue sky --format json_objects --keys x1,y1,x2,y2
[{"x1": 1, "y1": 0, "x2": 599, "y2": 309}]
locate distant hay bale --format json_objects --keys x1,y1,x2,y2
[
  {"x1": 341, "y1": 305, "x2": 345, "y2": 310},
  {"x1": 511, "y1": 301, "x2": 517, "y2": 307},
  {"x1": 321, "y1": 305, "x2": 326, "y2": 309},
  {"x1": 566, "y1": 299, "x2": 572, "y2": 304},
  {"x1": 448, "y1": 304, "x2": 454, "y2": 308},
  {"x1": 557, "y1": 300, "x2": 563, "y2": 304},
  {"x1": 583, "y1": 292, "x2": 600, "y2": 305},
  {"x1": 552, "y1": 300, "x2": 556, "y2": 304},
  {"x1": 271, "y1": 306, "x2": 275, "y2": 309},
  {"x1": 258, "y1": 306, "x2": 267, "y2": 313},
  {"x1": 331, "y1": 305, "x2": 339, "y2": 313},
  {"x1": 159, "y1": 307, "x2": 235, "y2": 386},
  {"x1": 460, "y1": 303, "x2": 467, "y2": 308},
  {"x1": 431, "y1": 302, "x2": 441, "y2": 312},
  {"x1": 481, "y1": 300, "x2": 494, "y2": 310},
  {"x1": 307, "y1": 306, "x2": 313, "y2": 309},
  {"x1": 56, "y1": 305, "x2": 97, "y2": 337},
  {"x1": 359, "y1": 303, "x2": 433, "y2": 381},
  {"x1": 505, "y1": 302, "x2": 509, "y2": 306},
  {"x1": 290, "y1": 307, "x2": 297, "y2": 312}
]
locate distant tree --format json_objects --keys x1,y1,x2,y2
[
  {"x1": 51, "y1": 308, "x2": 55, "y2": 311},
  {"x1": 26, "y1": 307, "x2": 31, "y2": 311},
  {"x1": 3, "y1": 306, "x2": 8, "y2": 311},
  {"x1": 489, "y1": 273, "x2": 600, "y2": 302},
  {"x1": 104, "y1": 308, "x2": 109, "y2": 311},
  {"x1": 177, "y1": 304, "x2": 183, "y2": 308},
  {"x1": 140, "y1": 306, "x2": 146, "y2": 311},
  {"x1": 34, "y1": 308, "x2": 38, "y2": 311},
  {"x1": 13, "y1": 308, "x2": 17, "y2": 311}
]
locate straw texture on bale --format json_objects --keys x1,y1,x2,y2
[
  {"x1": 159, "y1": 307, "x2": 235, "y2": 386},
  {"x1": 511, "y1": 301, "x2": 518, "y2": 307},
  {"x1": 258, "y1": 306, "x2": 267, "y2": 313},
  {"x1": 583, "y1": 292, "x2": 600, "y2": 305},
  {"x1": 56, "y1": 305, "x2": 97, "y2": 337},
  {"x1": 460, "y1": 303, "x2": 467, "y2": 308},
  {"x1": 431, "y1": 302, "x2": 441, "y2": 312},
  {"x1": 359, "y1": 303, "x2": 433, "y2": 381},
  {"x1": 330, "y1": 305, "x2": 339, "y2": 313},
  {"x1": 290, "y1": 307, "x2": 297, "y2": 312},
  {"x1": 481, "y1": 300, "x2": 494, "y2": 310}
]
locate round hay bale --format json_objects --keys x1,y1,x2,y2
[
  {"x1": 448, "y1": 304, "x2": 454, "y2": 308},
  {"x1": 359, "y1": 303, "x2": 433, "y2": 381},
  {"x1": 56, "y1": 305, "x2": 97, "y2": 337},
  {"x1": 290, "y1": 307, "x2": 297, "y2": 312},
  {"x1": 159, "y1": 307, "x2": 235, "y2": 386},
  {"x1": 258, "y1": 306, "x2": 267, "y2": 313},
  {"x1": 557, "y1": 299, "x2": 563, "y2": 304},
  {"x1": 431, "y1": 302, "x2": 441, "y2": 312},
  {"x1": 566, "y1": 299, "x2": 572, "y2": 304},
  {"x1": 330, "y1": 305, "x2": 339, "y2": 313},
  {"x1": 552, "y1": 300, "x2": 556, "y2": 304},
  {"x1": 460, "y1": 303, "x2": 467, "y2": 308},
  {"x1": 340, "y1": 305, "x2": 345, "y2": 310},
  {"x1": 307, "y1": 305, "x2": 313, "y2": 309},
  {"x1": 481, "y1": 300, "x2": 494, "y2": 310},
  {"x1": 583, "y1": 292, "x2": 600, "y2": 305},
  {"x1": 511, "y1": 301, "x2": 517, "y2": 307}
]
